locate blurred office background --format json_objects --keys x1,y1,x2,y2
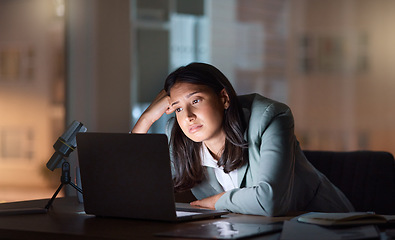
[{"x1": 1, "y1": 0, "x2": 395, "y2": 201}]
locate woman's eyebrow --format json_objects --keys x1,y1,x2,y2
[{"x1": 171, "y1": 91, "x2": 200, "y2": 106}]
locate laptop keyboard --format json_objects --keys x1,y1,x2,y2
[{"x1": 176, "y1": 211, "x2": 203, "y2": 217}]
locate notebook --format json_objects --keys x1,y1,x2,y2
[{"x1": 76, "y1": 132, "x2": 229, "y2": 222}]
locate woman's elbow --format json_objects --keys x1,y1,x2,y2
[{"x1": 256, "y1": 187, "x2": 290, "y2": 216}]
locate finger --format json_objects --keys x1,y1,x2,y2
[
  {"x1": 190, "y1": 200, "x2": 199, "y2": 206},
  {"x1": 165, "y1": 106, "x2": 175, "y2": 115}
]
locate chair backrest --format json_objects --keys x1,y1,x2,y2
[{"x1": 303, "y1": 150, "x2": 395, "y2": 214}]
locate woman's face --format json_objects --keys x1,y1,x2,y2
[{"x1": 169, "y1": 82, "x2": 229, "y2": 145}]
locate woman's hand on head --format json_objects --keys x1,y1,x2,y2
[
  {"x1": 131, "y1": 90, "x2": 174, "y2": 133},
  {"x1": 150, "y1": 89, "x2": 175, "y2": 115},
  {"x1": 190, "y1": 192, "x2": 225, "y2": 209}
]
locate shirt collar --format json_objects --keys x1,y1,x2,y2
[{"x1": 201, "y1": 143, "x2": 221, "y2": 169}]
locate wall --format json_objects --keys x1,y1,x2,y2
[
  {"x1": 0, "y1": 0, "x2": 65, "y2": 192},
  {"x1": 65, "y1": 0, "x2": 131, "y2": 195},
  {"x1": 288, "y1": 0, "x2": 395, "y2": 153},
  {"x1": 66, "y1": 0, "x2": 131, "y2": 133}
]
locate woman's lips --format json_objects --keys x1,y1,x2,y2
[{"x1": 189, "y1": 124, "x2": 203, "y2": 134}]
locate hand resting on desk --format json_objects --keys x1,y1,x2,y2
[{"x1": 190, "y1": 192, "x2": 225, "y2": 209}]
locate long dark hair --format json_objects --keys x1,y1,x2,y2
[{"x1": 164, "y1": 62, "x2": 247, "y2": 192}]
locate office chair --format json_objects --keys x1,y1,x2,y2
[{"x1": 303, "y1": 150, "x2": 395, "y2": 215}]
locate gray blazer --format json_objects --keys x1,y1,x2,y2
[{"x1": 167, "y1": 94, "x2": 354, "y2": 216}]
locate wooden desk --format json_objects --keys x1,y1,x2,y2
[{"x1": 0, "y1": 197, "x2": 289, "y2": 240}]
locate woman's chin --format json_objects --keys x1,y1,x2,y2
[{"x1": 186, "y1": 133, "x2": 205, "y2": 143}]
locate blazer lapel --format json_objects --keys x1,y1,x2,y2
[
  {"x1": 205, "y1": 167, "x2": 223, "y2": 192},
  {"x1": 237, "y1": 106, "x2": 251, "y2": 187},
  {"x1": 191, "y1": 167, "x2": 223, "y2": 199},
  {"x1": 237, "y1": 161, "x2": 249, "y2": 187}
]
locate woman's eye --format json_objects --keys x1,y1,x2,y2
[
  {"x1": 192, "y1": 99, "x2": 200, "y2": 104},
  {"x1": 175, "y1": 107, "x2": 183, "y2": 112}
]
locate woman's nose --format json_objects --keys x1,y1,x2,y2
[{"x1": 185, "y1": 108, "x2": 196, "y2": 121}]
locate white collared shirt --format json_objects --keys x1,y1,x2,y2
[{"x1": 200, "y1": 144, "x2": 238, "y2": 191}]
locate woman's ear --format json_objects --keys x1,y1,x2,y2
[{"x1": 220, "y1": 89, "x2": 230, "y2": 110}]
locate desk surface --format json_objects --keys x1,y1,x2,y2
[{"x1": 0, "y1": 197, "x2": 289, "y2": 240}]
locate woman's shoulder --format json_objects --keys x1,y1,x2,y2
[
  {"x1": 238, "y1": 94, "x2": 295, "y2": 136},
  {"x1": 237, "y1": 93, "x2": 290, "y2": 115}
]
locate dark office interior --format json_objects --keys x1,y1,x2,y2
[{"x1": 1, "y1": 0, "x2": 395, "y2": 206}]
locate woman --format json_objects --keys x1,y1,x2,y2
[{"x1": 132, "y1": 62, "x2": 354, "y2": 216}]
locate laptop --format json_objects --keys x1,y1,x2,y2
[{"x1": 76, "y1": 132, "x2": 229, "y2": 222}]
